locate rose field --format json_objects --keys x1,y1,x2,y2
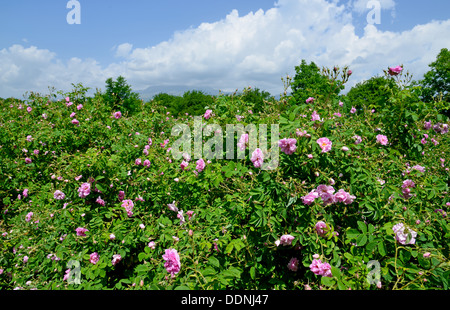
[{"x1": 0, "y1": 58, "x2": 449, "y2": 291}]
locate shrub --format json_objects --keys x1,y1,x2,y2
[{"x1": 0, "y1": 62, "x2": 448, "y2": 291}]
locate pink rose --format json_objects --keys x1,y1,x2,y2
[
  {"x1": 250, "y1": 148, "x2": 264, "y2": 168},
  {"x1": 376, "y1": 134, "x2": 388, "y2": 146},
  {"x1": 317, "y1": 137, "x2": 332, "y2": 153},
  {"x1": 388, "y1": 65, "x2": 403, "y2": 76}
]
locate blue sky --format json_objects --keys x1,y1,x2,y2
[{"x1": 1, "y1": 0, "x2": 449, "y2": 98}]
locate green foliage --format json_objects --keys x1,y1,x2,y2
[
  {"x1": 419, "y1": 48, "x2": 450, "y2": 104},
  {"x1": 290, "y1": 59, "x2": 350, "y2": 105},
  {"x1": 346, "y1": 76, "x2": 398, "y2": 111},
  {"x1": 153, "y1": 90, "x2": 215, "y2": 117},
  {"x1": 239, "y1": 87, "x2": 275, "y2": 114},
  {"x1": 0, "y1": 58, "x2": 449, "y2": 291},
  {"x1": 103, "y1": 76, "x2": 141, "y2": 115}
]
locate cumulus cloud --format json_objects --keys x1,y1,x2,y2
[
  {"x1": 114, "y1": 43, "x2": 133, "y2": 58},
  {"x1": 0, "y1": 0, "x2": 449, "y2": 98}
]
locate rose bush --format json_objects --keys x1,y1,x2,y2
[{"x1": 0, "y1": 64, "x2": 448, "y2": 291}]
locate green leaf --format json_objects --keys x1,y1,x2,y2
[
  {"x1": 250, "y1": 266, "x2": 256, "y2": 280},
  {"x1": 208, "y1": 256, "x2": 220, "y2": 268},
  {"x1": 357, "y1": 221, "x2": 367, "y2": 234},
  {"x1": 356, "y1": 234, "x2": 367, "y2": 247},
  {"x1": 377, "y1": 241, "x2": 387, "y2": 256},
  {"x1": 321, "y1": 276, "x2": 336, "y2": 287},
  {"x1": 175, "y1": 285, "x2": 191, "y2": 290}
]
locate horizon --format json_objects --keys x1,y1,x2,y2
[{"x1": 1, "y1": 0, "x2": 449, "y2": 99}]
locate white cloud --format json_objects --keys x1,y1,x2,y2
[
  {"x1": 1, "y1": 0, "x2": 449, "y2": 98},
  {"x1": 115, "y1": 43, "x2": 133, "y2": 58}
]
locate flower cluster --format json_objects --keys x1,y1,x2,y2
[
  {"x1": 309, "y1": 254, "x2": 332, "y2": 277},
  {"x1": 275, "y1": 234, "x2": 295, "y2": 246},
  {"x1": 301, "y1": 184, "x2": 355, "y2": 206},
  {"x1": 78, "y1": 182, "x2": 91, "y2": 198},
  {"x1": 401, "y1": 179, "x2": 415, "y2": 199},
  {"x1": 121, "y1": 199, "x2": 134, "y2": 217},
  {"x1": 54, "y1": 190, "x2": 65, "y2": 200}
]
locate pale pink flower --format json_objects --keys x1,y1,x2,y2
[
  {"x1": 311, "y1": 110, "x2": 321, "y2": 122},
  {"x1": 196, "y1": 159, "x2": 206, "y2": 172},
  {"x1": 251, "y1": 148, "x2": 264, "y2": 168},
  {"x1": 77, "y1": 104, "x2": 83, "y2": 110},
  {"x1": 302, "y1": 190, "x2": 319, "y2": 205},
  {"x1": 89, "y1": 252, "x2": 99, "y2": 264},
  {"x1": 315, "y1": 221, "x2": 328, "y2": 237},
  {"x1": 25, "y1": 212, "x2": 33, "y2": 222},
  {"x1": 309, "y1": 258, "x2": 332, "y2": 277},
  {"x1": 237, "y1": 134, "x2": 249, "y2": 151},
  {"x1": 75, "y1": 227, "x2": 88, "y2": 237},
  {"x1": 276, "y1": 234, "x2": 295, "y2": 246},
  {"x1": 353, "y1": 135, "x2": 362, "y2": 145},
  {"x1": 114, "y1": 111, "x2": 122, "y2": 119},
  {"x1": 279, "y1": 138, "x2": 297, "y2": 155},
  {"x1": 376, "y1": 134, "x2": 388, "y2": 146},
  {"x1": 111, "y1": 254, "x2": 122, "y2": 266},
  {"x1": 96, "y1": 196, "x2": 105, "y2": 206},
  {"x1": 25, "y1": 157, "x2": 32, "y2": 164},
  {"x1": 204, "y1": 109, "x2": 212, "y2": 119},
  {"x1": 78, "y1": 182, "x2": 91, "y2": 198},
  {"x1": 72, "y1": 119, "x2": 79, "y2": 125},
  {"x1": 392, "y1": 223, "x2": 417, "y2": 245},
  {"x1": 54, "y1": 190, "x2": 65, "y2": 200},
  {"x1": 180, "y1": 160, "x2": 189, "y2": 170},
  {"x1": 317, "y1": 137, "x2": 332, "y2": 153},
  {"x1": 306, "y1": 97, "x2": 315, "y2": 104},
  {"x1": 167, "y1": 201, "x2": 178, "y2": 212},
  {"x1": 143, "y1": 159, "x2": 151, "y2": 167},
  {"x1": 162, "y1": 248, "x2": 181, "y2": 276},
  {"x1": 160, "y1": 139, "x2": 169, "y2": 148},
  {"x1": 121, "y1": 200, "x2": 134, "y2": 217}
]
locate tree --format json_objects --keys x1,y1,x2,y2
[
  {"x1": 290, "y1": 60, "x2": 349, "y2": 105},
  {"x1": 104, "y1": 76, "x2": 141, "y2": 114},
  {"x1": 419, "y1": 48, "x2": 450, "y2": 103},
  {"x1": 346, "y1": 75, "x2": 398, "y2": 111},
  {"x1": 240, "y1": 87, "x2": 274, "y2": 114}
]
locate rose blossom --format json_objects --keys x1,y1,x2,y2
[
  {"x1": 278, "y1": 138, "x2": 297, "y2": 155},
  {"x1": 317, "y1": 137, "x2": 332, "y2": 153},
  {"x1": 251, "y1": 148, "x2": 264, "y2": 168},
  {"x1": 392, "y1": 223, "x2": 417, "y2": 245},
  {"x1": 162, "y1": 248, "x2": 181, "y2": 277},
  {"x1": 376, "y1": 134, "x2": 388, "y2": 146},
  {"x1": 89, "y1": 252, "x2": 99, "y2": 265}
]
